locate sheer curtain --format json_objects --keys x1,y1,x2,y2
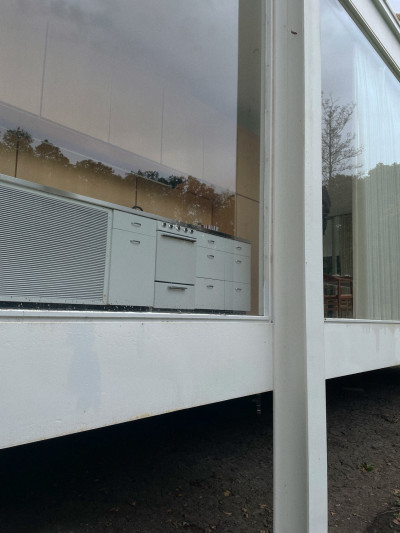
[{"x1": 353, "y1": 45, "x2": 400, "y2": 319}]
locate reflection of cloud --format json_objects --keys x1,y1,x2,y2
[
  {"x1": 19, "y1": 0, "x2": 239, "y2": 118},
  {"x1": 0, "y1": 0, "x2": 239, "y2": 191},
  {"x1": 321, "y1": 0, "x2": 354, "y2": 102}
]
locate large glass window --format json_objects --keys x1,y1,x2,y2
[
  {"x1": 0, "y1": 1, "x2": 264, "y2": 315},
  {"x1": 322, "y1": 0, "x2": 400, "y2": 320}
]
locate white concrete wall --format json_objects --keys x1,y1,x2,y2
[
  {"x1": 325, "y1": 320, "x2": 400, "y2": 378},
  {"x1": 0, "y1": 313, "x2": 272, "y2": 449}
]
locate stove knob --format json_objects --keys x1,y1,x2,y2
[
  {"x1": 169, "y1": 224, "x2": 173, "y2": 229},
  {"x1": 162, "y1": 222, "x2": 166, "y2": 227},
  {"x1": 183, "y1": 227, "x2": 188, "y2": 232},
  {"x1": 176, "y1": 225, "x2": 181, "y2": 230},
  {"x1": 190, "y1": 229, "x2": 194, "y2": 234}
]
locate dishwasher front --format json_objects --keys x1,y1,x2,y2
[{"x1": 154, "y1": 222, "x2": 197, "y2": 309}]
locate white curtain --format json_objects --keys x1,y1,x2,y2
[{"x1": 353, "y1": 45, "x2": 400, "y2": 320}]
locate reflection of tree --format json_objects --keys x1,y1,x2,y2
[
  {"x1": 1, "y1": 127, "x2": 33, "y2": 154},
  {"x1": 135, "y1": 169, "x2": 184, "y2": 188},
  {"x1": 75, "y1": 159, "x2": 116, "y2": 177},
  {"x1": 322, "y1": 94, "x2": 363, "y2": 183},
  {"x1": 35, "y1": 139, "x2": 70, "y2": 166},
  {"x1": 325, "y1": 173, "x2": 353, "y2": 214},
  {"x1": 364, "y1": 163, "x2": 400, "y2": 217},
  {"x1": 0, "y1": 127, "x2": 34, "y2": 176},
  {"x1": 0, "y1": 126, "x2": 234, "y2": 232}
]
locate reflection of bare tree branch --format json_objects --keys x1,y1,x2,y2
[{"x1": 322, "y1": 94, "x2": 363, "y2": 183}]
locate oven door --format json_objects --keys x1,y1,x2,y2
[{"x1": 155, "y1": 231, "x2": 197, "y2": 285}]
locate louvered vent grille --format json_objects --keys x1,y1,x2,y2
[{"x1": 0, "y1": 183, "x2": 109, "y2": 302}]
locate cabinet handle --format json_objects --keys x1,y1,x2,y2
[
  {"x1": 235, "y1": 287, "x2": 242, "y2": 292},
  {"x1": 235, "y1": 259, "x2": 242, "y2": 264},
  {"x1": 206, "y1": 285, "x2": 214, "y2": 289},
  {"x1": 168, "y1": 285, "x2": 188, "y2": 290},
  {"x1": 131, "y1": 222, "x2": 142, "y2": 227},
  {"x1": 207, "y1": 254, "x2": 214, "y2": 259},
  {"x1": 235, "y1": 245, "x2": 242, "y2": 250},
  {"x1": 161, "y1": 233, "x2": 196, "y2": 243},
  {"x1": 130, "y1": 239, "x2": 141, "y2": 245},
  {"x1": 208, "y1": 239, "x2": 215, "y2": 244}
]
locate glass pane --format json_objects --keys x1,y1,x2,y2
[
  {"x1": 321, "y1": 0, "x2": 400, "y2": 320},
  {"x1": 0, "y1": 0, "x2": 263, "y2": 315}
]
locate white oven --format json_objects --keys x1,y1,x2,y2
[{"x1": 154, "y1": 222, "x2": 197, "y2": 309}]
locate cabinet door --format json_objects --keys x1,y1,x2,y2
[
  {"x1": 232, "y1": 254, "x2": 251, "y2": 283},
  {"x1": 224, "y1": 281, "x2": 251, "y2": 312},
  {"x1": 108, "y1": 229, "x2": 156, "y2": 306},
  {"x1": 195, "y1": 278, "x2": 225, "y2": 310},
  {"x1": 155, "y1": 232, "x2": 196, "y2": 285},
  {"x1": 196, "y1": 232, "x2": 228, "y2": 251},
  {"x1": 154, "y1": 282, "x2": 194, "y2": 309},
  {"x1": 224, "y1": 253, "x2": 251, "y2": 283},
  {"x1": 196, "y1": 248, "x2": 225, "y2": 280},
  {"x1": 113, "y1": 211, "x2": 156, "y2": 236},
  {"x1": 232, "y1": 241, "x2": 251, "y2": 256}
]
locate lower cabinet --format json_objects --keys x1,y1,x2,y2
[
  {"x1": 154, "y1": 282, "x2": 195, "y2": 309},
  {"x1": 194, "y1": 278, "x2": 225, "y2": 310},
  {"x1": 195, "y1": 236, "x2": 251, "y2": 312},
  {"x1": 108, "y1": 227, "x2": 156, "y2": 307},
  {"x1": 224, "y1": 281, "x2": 251, "y2": 312},
  {"x1": 0, "y1": 177, "x2": 251, "y2": 312}
]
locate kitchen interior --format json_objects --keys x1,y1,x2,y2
[{"x1": 0, "y1": 0, "x2": 262, "y2": 315}]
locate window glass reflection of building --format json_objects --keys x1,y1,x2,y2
[{"x1": 0, "y1": 0, "x2": 263, "y2": 315}]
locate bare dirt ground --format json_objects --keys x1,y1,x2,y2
[{"x1": 0, "y1": 367, "x2": 400, "y2": 532}]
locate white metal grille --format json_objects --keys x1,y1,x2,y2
[{"x1": 0, "y1": 183, "x2": 109, "y2": 302}]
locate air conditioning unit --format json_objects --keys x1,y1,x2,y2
[{"x1": 0, "y1": 179, "x2": 111, "y2": 305}]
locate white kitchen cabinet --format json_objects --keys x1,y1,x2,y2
[
  {"x1": 196, "y1": 231, "x2": 251, "y2": 312},
  {"x1": 223, "y1": 243, "x2": 251, "y2": 312},
  {"x1": 196, "y1": 247, "x2": 225, "y2": 281},
  {"x1": 194, "y1": 278, "x2": 225, "y2": 310},
  {"x1": 224, "y1": 281, "x2": 251, "y2": 312},
  {"x1": 154, "y1": 282, "x2": 195, "y2": 309},
  {"x1": 225, "y1": 249, "x2": 251, "y2": 284},
  {"x1": 196, "y1": 232, "x2": 230, "y2": 252},
  {"x1": 155, "y1": 231, "x2": 197, "y2": 285},
  {"x1": 0, "y1": 175, "x2": 251, "y2": 312},
  {"x1": 108, "y1": 214, "x2": 156, "y2": 306},
  {"x1": 113, "y1": 210, "x2": 156, "y2": 236}
]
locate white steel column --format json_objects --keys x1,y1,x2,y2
[{"x1": 272, "y1": 0, "x2": 328, "y2": 531}]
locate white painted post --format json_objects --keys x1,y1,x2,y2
[{"x1": 272, "y1": 0, "x2": 328, "y2": 531}]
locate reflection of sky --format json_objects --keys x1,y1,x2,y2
[
  {"x1": 39, "y1": 0, "x2": 239, "y2": 117},
  {"x1": 0, "y1": 0, "x2": 240, "y2": 192},
  {"x1": 321, "y1": 0, "x2": 400, "y2": 175},
  {"x1": 389, "y1": 0, "x2": 400, "y2": 12},
  {"x1": 321, "y1": 0, "x2": 354, "y2": 103}
]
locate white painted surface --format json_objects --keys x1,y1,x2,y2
[
  {"x1": 271, "y1": 0, "x2": 328, "y2": 531},
  {"x1": 0, "y1": 315, "x2": 272, "y2": 449},
  {"x1": 325, "y1": 320, "x2": 400, "y2": 378}
]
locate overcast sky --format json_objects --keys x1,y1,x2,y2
[
  {"x1": 0, "y1": 0, "x2": 240, "y2": 191},
  {"x1": 389, "y1": 0, "x2": 400, "y2": 12}
]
